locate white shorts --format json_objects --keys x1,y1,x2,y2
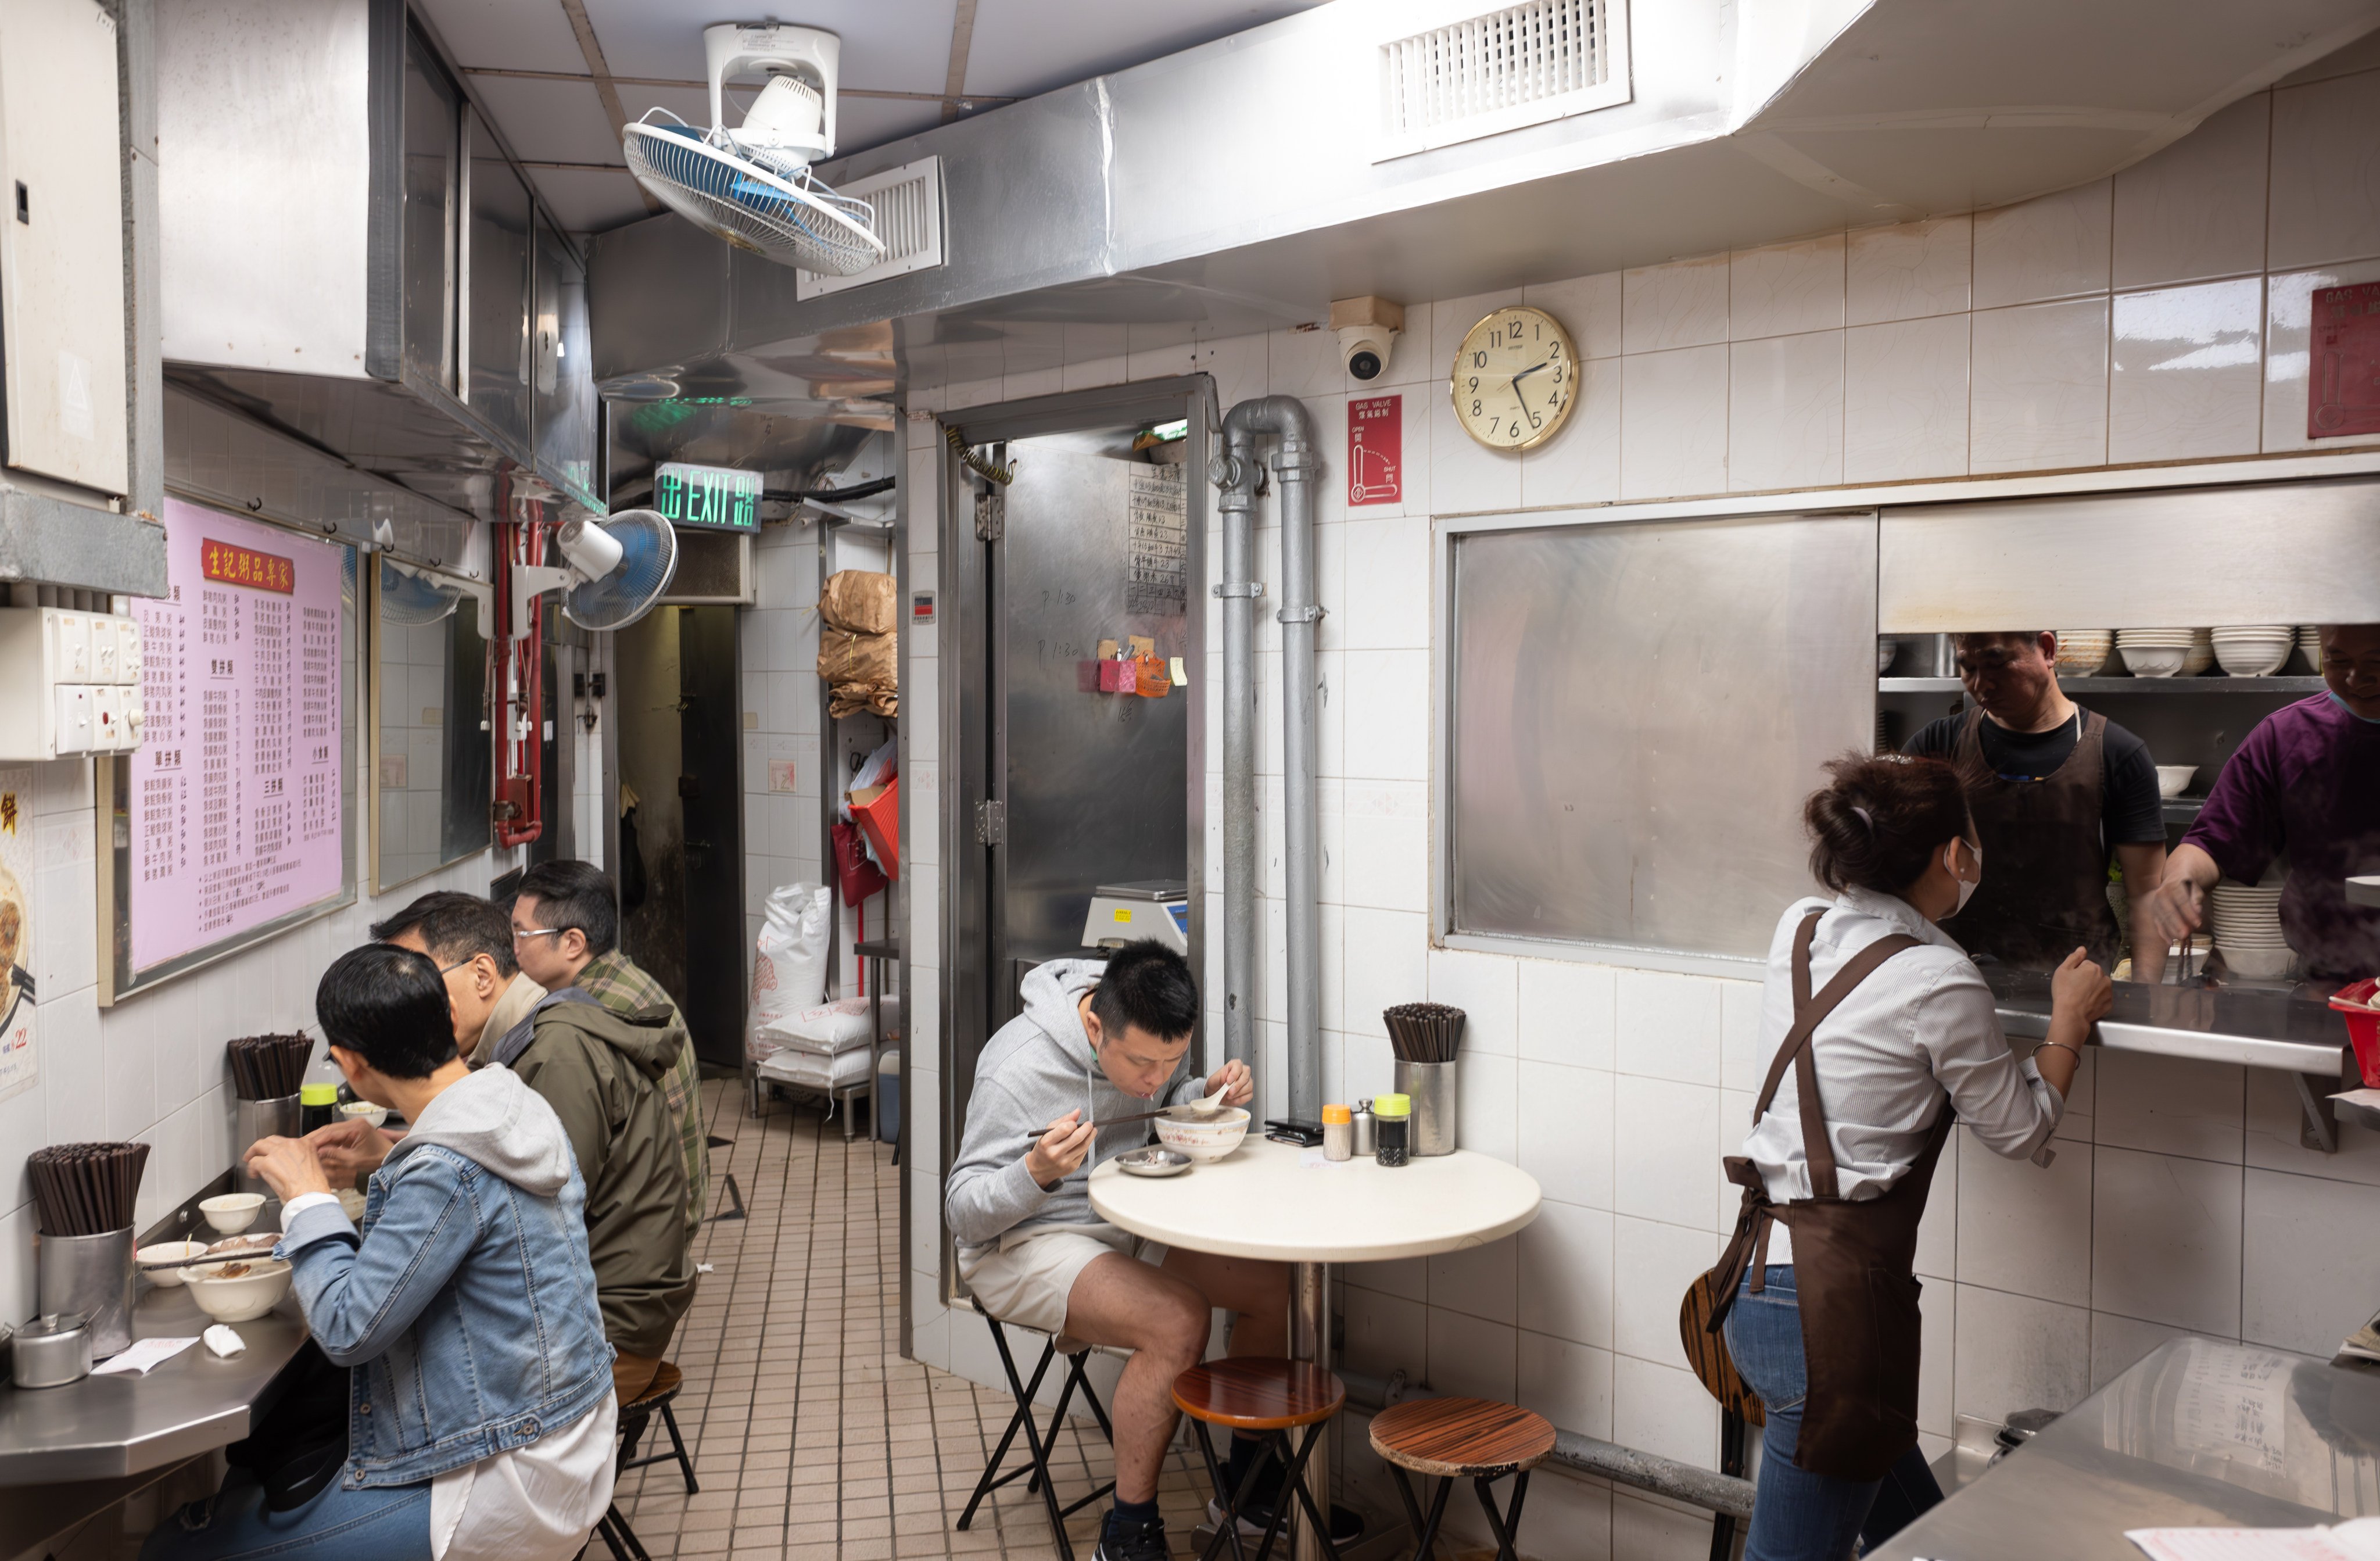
[{"x1": 958, "y1": 1225, "x2": 1170, "y2": 1337}]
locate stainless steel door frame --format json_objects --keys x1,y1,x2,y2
[{"x1": 938, "y1": 376, "x2": 1211, "y2": 1304}]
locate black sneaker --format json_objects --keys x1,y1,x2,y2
[
  {"x1": 1095, "y1": 1512, "x2": 1170, "y2": 1561},
  {"x1": 1205, "y1": 1497, "x2": 1366, "y2": 1546}
]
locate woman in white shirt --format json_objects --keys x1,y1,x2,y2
[{"x1": 1707, "y1": 753, "x2": 2109, "y2": 1561}]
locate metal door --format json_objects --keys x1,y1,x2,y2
[{"x1": 678, "y1": 605, "x2": 745, "y2": 1069}]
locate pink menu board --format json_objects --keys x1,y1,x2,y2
[{"x1": 127, "y1": 499, "x2": 347, "y2": 971}]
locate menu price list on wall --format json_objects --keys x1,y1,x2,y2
[{"x1": 127, "y1": 499, "x2": 345, "y2": 971}]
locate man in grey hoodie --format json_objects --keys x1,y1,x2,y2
[{"x1": 945, "y1": 941, "x2": 1275, "y2": 1561}]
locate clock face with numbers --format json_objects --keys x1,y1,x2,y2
[{"x1": 1449, "y1": 306, "x2": 1576, "y2": 452}]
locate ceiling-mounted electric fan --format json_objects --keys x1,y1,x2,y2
[
  {"x1": 623, "y1": 23, "x2": 888, "y2": 275},
  {"x1": 508, "y1": 511, "x2": 680, "y2": 636}
]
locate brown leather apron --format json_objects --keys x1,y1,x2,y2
[
  {"x1": 1951, "y1": 707, "x2": 2122, "y2": 972},
  {"x1": 1705, "y1": 911, "x2": 1950, "y2": 1482}
]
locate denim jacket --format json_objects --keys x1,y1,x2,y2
[{"x1": 277, "y1": 1064, "x2": 615, "y2": 1488}]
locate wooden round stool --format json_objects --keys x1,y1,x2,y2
[
  {"x1": 1368, "y1": 1397, "x2": 1554, "y2": 1561},
  {"x1": 1172, "y1": 1358, "x2": 1347, "y2": 1561}
]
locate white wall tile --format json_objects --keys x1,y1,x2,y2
[
  {"x1": 2261, "y1": 259, "x2": 2380, "y2": 452},
  {"x1": 1520, "y1": 959, "x2": 1617, "y2": 1071},
  {"x1": 1519, "y1": 356, "x2": 1621, "y2": 509},
  {"x1": 1612, "y1": 1355, "x2": 1718, "y2": 1470},
  {"x1": 1612, "y1": 1488, "x2": 1712, "y2": 1561},
  {"x1": 1429, "y1": 386, "x2": 1524, "y2": 515},
  {"x1": 1343, "y1": 1283, "x2": 1429, "y2": 1377},
  {"x1": 1339, "y1": 515, "x2": 1431, "y2": 650},
  {"x1": 2245, "y1": 1066, "x2": 2380, "y2": 1185},
  {"x1": 1518, "y1": 1061, "x2": 1615, "y2": 1211},
  {"x1": 1342, "y1": 907, "x2": 1427, "y2": 1038},
  {"x1": 2113, "y1": 94, "x2": 2271, "y2": 288},
  {"x1": 2090, "y1": 1147, "x2": 2242, "y2": 1336},
  {"x1": 1914, "y1": 1132, "x2": 1958, "y2": 1281},
  {"x1": 1426, "y1": 948, "x2": 1517, "y2": 1057},
  {"x1": 1973, "y1": 180, "x2": 2113, "y2": 307},
  {"x1": 1727, "y1": 330, "x2": 1844, "y2": 492},
  {"x1": 1518, "y1": 1198, "x2": 1615, "y2": 1348},
  {"x1": 2091, "y1": 1050, "x2": 2243, "y2": 1163},
  {"x1": 1919, "y1": 1277, "x2": 1955, "y2": 1437},
  {"x1": 1528, "y1": 270, "x2": 1625, "y2": 359},
  {"x1": 1427, "y1": 1307, "x2": 1518, "y2": 1402},
  {"x1": 1715, "y1": 980, "x2": 1761, "y2": 1092},
  {"x1": 1843, "y1": 314, "x2": 1970, "y2": 483},
  {"x1": 1612, "y1": 1075, "x2": 1718, "y2": 1230},
  {"x1": 2242, "y1": 1167, "x2": 2380, "y2": 1355},
  {"x1": 2269, "y1": 73, "x2": 2380, "y2": 270},
  {"x1": 1429, "y1": 1233, "x2": 1518, "y2": 1326},
  {"x1": 2091, "y1": 1312, "x2": 2194, "y2": 1390},
  {"x1": 1623, "y1": 256, "x2": 1730, "y2": 352},
  {"x1": 1340, "y1": 782, "x2": 1428, "y2": 914},
  {"x1": 1730, "y1": 236, "x2": 1845, "y2": 341},
  {"x1": 1457, "y1": 1050, "x2": 1518, "y2": 1162},
  {"x1": 1340, "y1": 650, "x2": 1429, "y2": 782},
  {"x1": 1611, "y1": 1215, "x2": 1719, "y2": 1370},
  {"x1": 1519, "y1": 1330, "x2": 1615, "y2": 1440},
  {"x1": 1957, "y1": 1130, "x2": 2091, "y2": 1306},
  {"x1": 1969, "y1": 298, "x2": 2110, "y2": 473},
  {"x1": 1952, "y1": 1283, "x2": 2093, "y2": 1424},
  {"x1": 1619, "y1": 345, "x2": 1728, "y2": 500},
  {"x1": 2108, "y1": 278, "x2": 2265, "y2": 464},
  {"x1": 1615, "y1": 970, "x2": 1721, "y2": 1086},
  {"x1": 1846, "y1": 216, "x2": 1973, "y2": 325}
]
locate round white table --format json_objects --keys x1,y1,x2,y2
[{"x1": 1090, "y1": 1139, "x2": 1542, "y2": 1561}]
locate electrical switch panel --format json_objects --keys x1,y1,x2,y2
[{"x1": 0, "y1": 607, "x2": 144, "y2": 758}]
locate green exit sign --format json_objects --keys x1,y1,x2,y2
[{"x1": 654, "y1": 461, "x2": 761, "y2": 532}]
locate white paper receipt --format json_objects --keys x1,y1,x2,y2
[
  {"x1": 2129, "y1": 1517, "x2": 2380, "y2": 1561},
  {"x1": 91, "y1": 1336, "x2": 199, "y2": 1375}
]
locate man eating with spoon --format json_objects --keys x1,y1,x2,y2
[{"x1": 945, "y1": 940, "x2": 1285, "y2": 1561}]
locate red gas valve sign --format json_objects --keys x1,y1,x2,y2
[
  {"x1": 1349, "y1": 393, "x2": 1402, "y2": 506},
  {"x1": 2310, "y1": 281, "x2": 2380, "y2": 439}
]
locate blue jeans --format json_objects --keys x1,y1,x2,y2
[
  {"x1": 1722, "y1": 1265, "x2": 1942, "y2": 1561},
  {"x1": 141, "y1": 1470, "x2": 431, "y2": 1561}
]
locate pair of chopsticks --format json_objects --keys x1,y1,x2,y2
[
  {"x1": 28, "y1": 1142, "x2": 150, "y2": 1236},
  {"x1": 227, "y1": 1033, "x2": 311, "y2": 1100},
  {"x1": 1383, "y1": 1003, "x2": 1466, "y2": 1063}
]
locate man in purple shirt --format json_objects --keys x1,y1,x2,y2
[{"x1": 2137, "y1": 624, "x2": 2380, "y2": 982}]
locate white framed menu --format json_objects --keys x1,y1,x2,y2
[{"x1": 99, "y1": 496, "x2": 359, "y2": 1003}]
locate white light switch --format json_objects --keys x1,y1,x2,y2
[
  {"x1": 55, "y1": 684, "x2": 93, "y2": 753},
  {"x1": 58, "y1": 614, "x2": 90, "y2": 679},
  {"x1": 92, "y1": 684, "x2": 121, "y2": 750},
  {"x1": 117, "y1": 618, "x2": 142, "y2": 682}
]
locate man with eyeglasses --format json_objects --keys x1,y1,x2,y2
[
  {"x1": 313, "y1": 888, "x2": 695, "y2": 1402},
  {"x1": 508, "y1": 860, "x2": 707, "y2": 1250}
]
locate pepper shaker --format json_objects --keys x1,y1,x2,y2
[
  {"x1": 1351, "y1": 1099, "x2": 1376, "y2": 1157},
  {"x1": 1322, "y1": 1104, "x2": 1353, "y2": 1162},
  {"x1": 1374, "y1": 1093, "x2": 1412, "y2": 1168}
]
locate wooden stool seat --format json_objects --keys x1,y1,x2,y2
[
  {"x1": 1369, "y1": 1397, "x2": 1554, "y2": 1478},
  {"x1": 1172, "y1": 1358, "x2": 1346, "y2": 1430},
  {"x1": 623, "y1": 1360, "x2": 683, "y2": 1412},
  {"x1": 593, "y1": 1359, "x2": 697, "y2": 1561}
]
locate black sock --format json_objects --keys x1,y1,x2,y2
[{"x1": 1109, "y1": 1497, "x2": 1161, "y2": 1532}]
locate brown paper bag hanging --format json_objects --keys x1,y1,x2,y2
[
  {"x1": 820, "y1": 570, "x2": 898, "y2": 635},
  {"x1": 818, "y1": 627, "x2": 896, "y2": 688}
]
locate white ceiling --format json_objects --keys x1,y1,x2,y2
[{"x1": 411, "y1": 0, "x2": 1325, "y2": 235}]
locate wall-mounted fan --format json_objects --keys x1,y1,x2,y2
[
  {"x1": 623, "y1": 23, "x2": 888, "y2": 275},
  {"x1": 508, "y1": 510, "x2": 679, "y2": 636}
]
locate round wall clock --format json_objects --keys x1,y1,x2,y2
[{"x1": 1449, "y1": 305, "x2": 1576, "y2": 452}]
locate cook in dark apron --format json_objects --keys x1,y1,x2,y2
[
  {"x1": 1709, "y1": 912, "x2": 1947, "y2": 1559},
  {"x1": 1950, "y1": 707, "x2": 2123, "y2": 972}
]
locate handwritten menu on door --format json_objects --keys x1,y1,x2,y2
[{"x1": 127, "y1": 499, "x2": 346, "y2": 971}]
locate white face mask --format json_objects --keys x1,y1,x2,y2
[{"x1": 1945, "y1": 839, "x2": 1982, "y2": 915}]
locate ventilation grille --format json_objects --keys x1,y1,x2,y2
[
  {"x1": 1377, "y1": 0, "x2": 1629, "y2": 159},
  {"x1": 796, "y1": 156, "x2": 944, "y2": 299}
]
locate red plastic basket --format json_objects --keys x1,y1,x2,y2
[{"x1": 2331, "y1": 979, "x2": 2380, "y2": 1086}]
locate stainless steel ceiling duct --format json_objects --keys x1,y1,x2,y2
[{"x1": 590, "y1": 0, "x2": 2380, "y2": 399}]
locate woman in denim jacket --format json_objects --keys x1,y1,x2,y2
[{"x1": 146, "y1": 944, "x2": 619, "y2": 1561}]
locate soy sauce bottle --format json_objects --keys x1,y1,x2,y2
[{"x1": 1374, "y1": 1092, "x2": 1412, "y2": 1168}]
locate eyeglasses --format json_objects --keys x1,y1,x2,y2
[
  {"x1": 435, "y1": 957, "x2": 475, "y2": 976},
  {"x1": 511, "y1": 926, "x2": 566, "y2": 944}
]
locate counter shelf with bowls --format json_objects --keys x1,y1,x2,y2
[{"x1": 1879, "y1": 676, "x2": 2329, "y2": 695}]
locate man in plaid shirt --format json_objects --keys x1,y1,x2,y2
[{"x1": 511, "y1": 860, "x2": 708, "y2": 1244}]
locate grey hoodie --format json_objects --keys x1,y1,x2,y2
[
  {"x1": 944, "y1": 958, "x2": 1203, "y2": 1252},
  {"x1": 387, "y1": 1062, "x2": 574, "y2": 1196}
]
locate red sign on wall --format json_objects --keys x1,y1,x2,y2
[
  {"x1": 2310, "y1": 281, "x2": 2380, "y2": 440},
  {"x1": 1349, "y1": 394, "x2": 1402, "y2": 506},
  {"x1": 199, "y1": 537, "x2": 296, "y2": 593}
]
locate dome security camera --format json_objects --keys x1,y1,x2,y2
[{"x1": 1329, "y1": 295, "x2": 1407, "y2": 385}]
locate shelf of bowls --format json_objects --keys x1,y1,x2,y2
[{"x1": 1876, "y1": 625, "x2": 2318, "y2": 983}]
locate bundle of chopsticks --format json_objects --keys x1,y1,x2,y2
[
  {"x1": 227, "y1": 1032, "x2": 312, "y2": 1100},
  {"x1": 1383, "y1": 1003, "x2": 1466, "y2": 1064},
  {"x1": 29, "y1": 1142, "x2": 149, "y2": 1236}
]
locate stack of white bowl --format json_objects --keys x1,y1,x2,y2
[
  {"x1": 2210, "y1": 625, "x2": 2295, "y2": 677},
  {"x1": 2300, "y1": 625, "x2": 2325, "y2": 672},
  {"x1": 2116, "y1": 628, "x2": 2201, "y2": 678},
  {"x1": 2208, "y1": 883, "x2": 2292, "y2": 979},
  {"x1": 2054, "y1": 631, "x2": 2112, "y2": 676}
]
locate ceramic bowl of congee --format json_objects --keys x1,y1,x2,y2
[{"x1": 1153, "y1": 1108, "x2": 1250, "y2": 1163}]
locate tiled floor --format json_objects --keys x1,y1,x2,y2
[{"x1": 611, "y1": 1080, "x2": 1211, "y2": 1560}]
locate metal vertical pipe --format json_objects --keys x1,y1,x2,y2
[{"x1": 1211, "y1": 425, "x2": 1261, "y2": 1092}]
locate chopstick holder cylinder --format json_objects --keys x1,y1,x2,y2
[
  {"x1": 37, "y1": 1227, "x2": 135, "y2": 1358},
  {"x1": 1392, "y1": 1059, "x2": 1458, "y2": 1157},
  {"x1": 234, "y1": 1095, "x2": 301, "y2": 1194}
]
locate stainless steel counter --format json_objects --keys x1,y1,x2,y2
[
  {"x1": 1876, "y1": 1338, "x2": 2380, "y2": 1559},
  {"x1": 1989, "y1": 969, "x2": 2354, "y2": 1077},
  {"x1": 0, "y1": 1277, "x2": 307, "y2": 1485}
]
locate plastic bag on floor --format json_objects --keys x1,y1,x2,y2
[
  {"x1": 751, "y1": 883, "x2": 830, "y2": 1034},
  {"x1": 760, "y1": 996, "x2": 873, "y2": 1057},
  {"x1": 755, "y1": 1043, "x2": 875, "y2": 1091}
]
